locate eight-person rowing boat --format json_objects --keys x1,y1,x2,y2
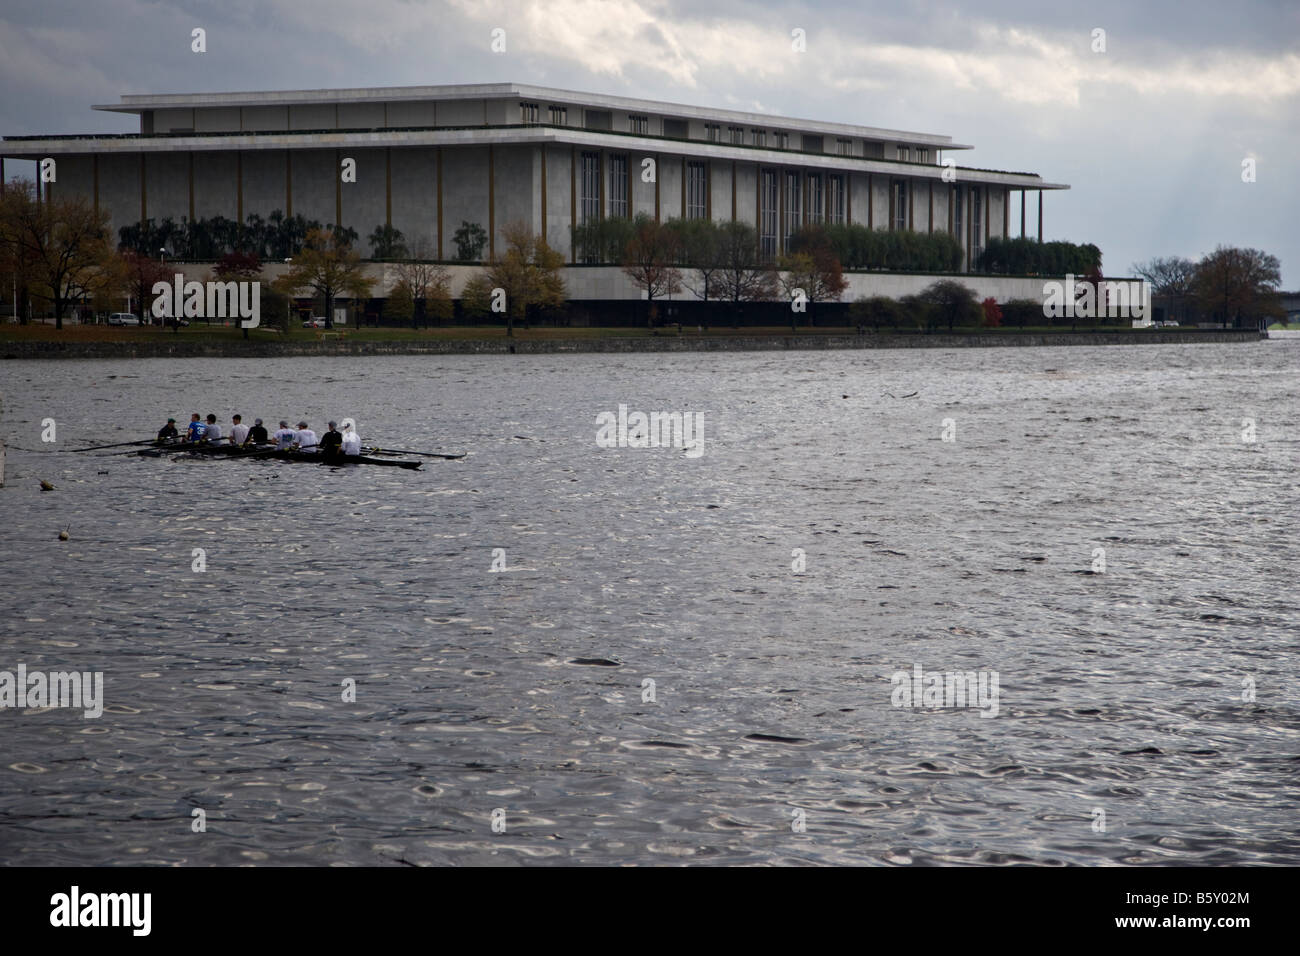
[{"x1": 127, "y1": 411, "x2": 466, "y2": 469}]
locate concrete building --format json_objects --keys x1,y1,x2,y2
[{"x1": 2, "y1": 82, "x2": 1067, "y2": 279}]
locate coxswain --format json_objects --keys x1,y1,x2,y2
[
  {"x1": 229, "y1": 414, "x2": 250, "y2": 446},
  {"x1": 185, "y1": 413, "x2": 205, "y2": 443},
  {"x1": 157, "y1": 418, "x2": 179, "y2": 441},
  {"x1": 340, "y1": 419, "x2": 361, "y2": 456},
  {"x1": 319, "y1": 421, "x2": 343, "y2": 458},
  {"x1": 294, "y1": 420, "x2": 318, "y2": 451},
  {"x1": 247, "y1": 418, "x2": 269, "y2": 445},
  {"x1": 273, "y1": 420, "x2": 297, "y2": 450},
  {"x1": 203, "y1": 414, "x2": 223, "y2": 443}
]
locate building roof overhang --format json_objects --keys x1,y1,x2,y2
[{"x1": 1, "y1": 125, "x2": 1067, "y2": 189}]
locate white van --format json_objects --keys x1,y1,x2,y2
[{"x1": 107, "y1": 313, "x2": 141, "y2": 326}]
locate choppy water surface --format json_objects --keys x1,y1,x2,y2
[{"x1": 1, "y1": 343, "x2": 1297, "y2": 866}]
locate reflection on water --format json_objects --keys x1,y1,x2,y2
[{"x1": 1, "y1": 343, "x2": 1298, "y2": 865}]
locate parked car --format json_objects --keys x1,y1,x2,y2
[
  {"x1": 302, "y1": 317, "x2": 325, "y2": 328},
  {"x1": 107, "y1": 313, "x2": 141, "y2": 326}
]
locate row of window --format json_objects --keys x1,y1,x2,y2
[
  {"x1": 579, "y1": 151, "x2": 983, "y2": 258},
  {"x1": 523, "y1": 103, "x2": 931, "y2": 162}
]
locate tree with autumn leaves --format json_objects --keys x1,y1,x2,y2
[
  {"x1": 484, "y1": 222, "x2": 567, "y2": 335},
  {"x1": 275, "y1": 227, "x2": 374, "y2": 329},
  {"x1": 0, "y1": 180, "x2": 120, "y2": 328}
]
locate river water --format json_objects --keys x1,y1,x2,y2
[{"x1": 1, "y1": 342, "x2": 1297, "y2": 866}]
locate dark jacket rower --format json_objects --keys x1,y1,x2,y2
[
  {"x1": 157, "y1": 418, "x2": 178, "y2": 441},
  {"x1": 247, "y1": 418, "x2": 269, "y2": 445},
  {"x1": 320, "y1": 422, "x2": 343, "y2": 457}
]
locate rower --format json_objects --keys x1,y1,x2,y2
[
  {"x1": 247, "y1": 418, "x2": 269, "y2": 445},
  {"x1": 202, "y1": 414, "x2": 223, "y2": 444},
  {"x1": 319, "y1": 421, "x2": 343, "y2": 458},
  {"x1": 273, "y1": 420, "x2": 297, "y2": 450},
  {"x1": 294, "y1": 420, "x2": 318, "y2": 451},
  {"x1": 229, "y1": 414, "x2": 250, "y2": 446},
  {"x1": 340, "y1": 419, "x2": 361, "y2": 456},
  {"x1": 157, "y1": 418, "x2": 179, "y2": 441},
  {"x1": 185, "y1": 414, "x2": 205, "y2": 443}
]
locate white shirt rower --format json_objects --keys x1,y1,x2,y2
[
  {"x1": 341, "y1": 421, "x2": 361, "y2": 455},
  {"x1": 294, "y1": 421, "x2": 319, "y2": 450},
  {"x1": 229, "y1": 416, "x2": 250, "y2": 445},
  {"x1": 273, "y1": 420, "x2": 297, "y2": 449}
]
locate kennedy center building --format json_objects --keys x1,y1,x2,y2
[{"x1": 2, "y1": 82, "x2": 1067, "y2": 272}]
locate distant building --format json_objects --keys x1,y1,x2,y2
[{"x1": 3, "y1": 83, "x2": 1067, "y2": 273}]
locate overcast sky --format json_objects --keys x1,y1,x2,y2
[{"x1": 2, "y1": 0, "x2": 1296, "y2": 284}]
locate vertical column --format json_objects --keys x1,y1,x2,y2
[
  {"x1": 1001, "y1": 187, "x2": 1008, "y2": 239},
  {"x1": 188, "y1": 152, "x2": 195, "y2": 221},
  {"x1": 236, "y1": 153, "x2": 243, "y2": 224},
  {"x1": 928, "y1": 181, "x2": 934, "y2": 234},
  {"x1": 1020, "y1": 190, "x2": 1026, "y2": 237},
  {"x1": 540, "y1": 146, "x2": 548, "y2": 240},
  {"x1": 654, "y1": 153, "x2": 660, "y2": 223},
  {"x1": 488, "y1": 144, "x2": 495, "y2": 259},
  {"x1": 680, "y1": 157, "x2": 685, "y2": 218},
  {"x1": 140, "y1": 153, "x2": 147, "y2": 226},
  {"x1": 92, "y1": 156, "x2": 99, "y2": 214},
  {"x1": 1037, "y1": 191, "x2": 1043, "y2": 243},
  {"x1": 334, "y1": 149, "x2": 341, "y2": 226},
  {"x1": 286, "y1": 151, "x2": 293, "y2": 218},
  {"x1": 385, "y1": 148, "x2": 392, "y2": 229},
  {"x1": 570, "y1": 146, "x2": 576, "y2": 263},
  {"x1": 436, "y1": 147, "x2": 443, "y2": 259},
  {"x1": 731, "y1": 160, "x2": 736, "y2": 221},
  {"x1": 867, "y1": 173, "x2": 873, "y2": 229}
]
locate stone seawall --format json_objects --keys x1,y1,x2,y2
[{"x1": 0, "y1": 331, "x2": 1264, "y2": 360}]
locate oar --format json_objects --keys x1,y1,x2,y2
[
  {"x1": 67, "y1": 439, "x2": 167, "y2": 453},
  {"x1": 363, "y1": 445, "x2": 466, "y2": 460}
]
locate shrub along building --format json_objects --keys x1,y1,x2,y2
[{"x1": 2, "y1": 83, "x2": 1078, "y2": 318}]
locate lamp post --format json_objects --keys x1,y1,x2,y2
[{"x1": 284, "y1": 258, "x2": 292, "y2": 330}]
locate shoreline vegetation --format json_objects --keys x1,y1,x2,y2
[{"x1": 0, "y1": 323, "x2": 1265, "y2": 358}]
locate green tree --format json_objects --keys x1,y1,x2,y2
[
  {"x1": 1193, "y1": 246, "x2": 1283, "y2": 329},
  {"x1": 920, "y1": 279, "x2": 981, "y2": 332},
  {"x1": 453, "y1": 221, "x2": 488, "y2": 261},
  {"x1": 368, "y1": 224, "x2": 407, "y2": 259}
]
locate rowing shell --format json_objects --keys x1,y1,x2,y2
[{"x1": 138, "y1": 443, "x2": 422, "y2": 470}]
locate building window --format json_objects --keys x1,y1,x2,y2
[
  {"x1": 608, "y1": 154, "x2": 628, "y2": 219},
  {"x1": 520, "y1": 102, "x2": 539, "y2": 124},
  {"x1": 549, "y1": 105, "x2": 567, "y2": 125},
  {"x1": 837, "y1": 138, "x2": 853, "y2": 156},
  {"x1": 971, "y1": 186, "x2": 983, "y2": 265},
  {"x1": 952, "y1": 184, "x2": 964, "y2": 242},
  {"x1": 806, "y1": 172, "x2": 823, "y2": 225},
  {"x1": 892, "y1": 180, "x2": 908, "y2": 231},
  {"x1": 629, "y1": 114, "x2": 648, "y2": 135},
  {"x1": 663, "y1": 118, "x2": 687, "y2": 138},
  {"x1": 916, "y1": 148, "x2": 930, "y2": 164},
  {"x1": 774, "y1": 131, "x2": 789, "y2": 149},
  {"x1": 686, "y1": 161, "x2": 708, "y2": 219},
  {"x1": 784, "y1": 170, "x2": 801, "y2": 250},
  {"x1": 729, "y1": 126, "x2": 744, "y2": 144},
  {"x1": 828, "y1": 174, "x2": 845, "y2": 225},
  {"x1": 580, "y1": 151, "x2": 600, "y2": 228},
  {"x1": 897, "y1": 146, "x2": 911, "y2": 162},
  {"x1": 705, "y1": 124, "x2": 721, "y2": 142},
  {"x1": 751, "y1": 129, "x2": 766, "y2": 147},
  {"x1": 760, "y1": 169, "x2": 779, "y2": 259}
]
